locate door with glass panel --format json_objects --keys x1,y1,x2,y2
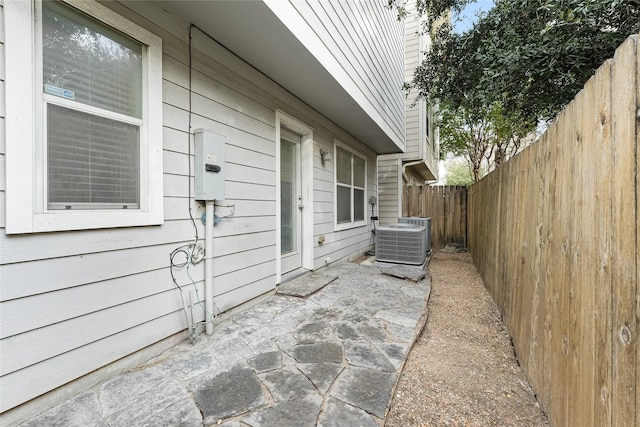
[{"x1": 280, "y1": 128, "x2": 303, "y2": 274}]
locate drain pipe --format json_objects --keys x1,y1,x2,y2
[
  {"x1": 205, "y1": 200, "x2": 215, "y2": 335},
  {"x1": 402, "y1": 159, "x2": 424, "y2": 184}
]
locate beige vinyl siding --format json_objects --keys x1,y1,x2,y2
[
  {"x1": 283, "y1": 0, "x2": 405, "y2": 146},
  {"x1": 377, "y1": 158, "x2": 401, "y2": 226},
  {"x1": 424, "y1": 130, "x2": 440, "y2": 180},
  {"x1": 1, "y1": 0, "x2": 378, "y2": 413},
  {"x1": 404, "y1": 0, "x2": 422, "y2": 159},
  {"x1": 375, "y1": 0, "x2": 440, "y2": 227}
]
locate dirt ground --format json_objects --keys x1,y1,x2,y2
[{"x1": 385, "y1": 251, "x2": 549, "y2": 427}]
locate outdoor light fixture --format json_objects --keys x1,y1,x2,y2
[{"x1": 320, "y1": 148, "x2": 332, "y2": 163}]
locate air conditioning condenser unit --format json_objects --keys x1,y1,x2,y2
[
  {"x1": 399, "y1": 217, "x2": 431, "y2": 252},
  {"x1": 375, "y1": 224, "x2": 426, "y2": 265}
]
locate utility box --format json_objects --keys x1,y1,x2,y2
[{"x1": 194, "y1": 129, "x2": 225, "y2": 201}]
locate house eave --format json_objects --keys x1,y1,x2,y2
[
  {"x1": 404, "y1": 159, "x2": 437, "y2": 181},
  {"x1": 157, "y1": 0, "x2": 405, "y2": 154}
]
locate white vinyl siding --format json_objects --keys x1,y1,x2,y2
[
  {"x1": 411, "y1": 6, "x2": 439, "y2": 179},
  {"x1": 383, "y1": 0, "x2": 439, "y2": 172},
  {"x1": 265, "y1": 0, "x2": 405, "y2": 148},
  {"x1": 313, "y1": 135, "x2": 376, "y2": 268},
  {"x1": 0, "y1": 1, "x2": 5, "y2": 229},
  {"x1": 404, "y1": 0, "x2": 438, "y2": 178},
  {"x1": 1, "y1": 0, "x2": 376, "y2": 415}
]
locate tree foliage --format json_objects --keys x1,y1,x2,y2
[
  {"x1": 391, "y1": 0, "x2": 639, "y2": 175},
  {"x1": 444, "y1": 159, "x2": 475, "y2": 185},
  {"x1": 411, "y1": 0, "x2": 640, "y2": 128},
  {"x1": 439, "y1": 101, "x2": 527, "y2": 181}
]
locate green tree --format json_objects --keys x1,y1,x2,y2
[
  {"x1": 408, "y1": 0, "x2": 640, "y2": 128},
  {"x1": 444, "y1": 160, "x2": 474, "y2": 186},
  {"x1": 391, "y1": 0, "x2": 639, "y2": 178},
  {"x1": 439, "y1": 101, "x2": 527, "y2": 181}
]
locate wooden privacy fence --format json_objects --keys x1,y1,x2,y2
[
  {"x1": 468, "y1": 35, "x2": 638, "y2": 426},
  {"x1": 403, "y1": 185, "x2": 467, "y2": 249}
]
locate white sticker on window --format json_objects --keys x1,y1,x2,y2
[{"x1": 44, "y1": 84, "x2": 75, "y2": 100}]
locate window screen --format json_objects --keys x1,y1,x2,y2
[
  {"x1": 47, "y1": 104, "x2": 140, "y2": 209},
  {"x1": 43, "y1": 1, "x2": 143, "y2": 209},
  {"x1": 335, "y1": 145, "x2": 366, "y2": 225},
  {"x1": 43, "y1": 1, "x2": 142, "y2": 117}
]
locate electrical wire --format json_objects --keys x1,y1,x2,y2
[
  {"x1": 187, "y1": 24, "x2": 198, "y2": 246},
  {"x1": 169, "y1": 243, "x2": 218, "y2": 329},
  {"x1": 169, "y1": 245, "x2": 191, "y2": 292},
  {"x1": 176, "y1": 24, "x2": 244, "y2": 336}
]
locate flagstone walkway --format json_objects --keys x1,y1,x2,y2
[{"x1": 19, "y1": 261, "x2": 431, "y2": 427}]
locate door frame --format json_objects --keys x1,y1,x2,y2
[{"x1": 275, "y1": 110, "x2": 313, "y2": 283}]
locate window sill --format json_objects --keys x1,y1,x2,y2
[
  {"x1": 6, "y1": 209, "x2": 164, "y2": 234},
  {"x1": 334, "y1": 220, "x2": 368, "y2": 232}
]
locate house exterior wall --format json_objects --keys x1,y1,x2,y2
[
  {"x1": 377, "y1": 157, "x2": 401, "y2": 227},
  {"x1": 424, "y1": 111, "x2": 440, "y2": 178},
  {"x1": 404, "y1": 4, "x2": 422, "y2": 160},
  {"x1": 376, "y1": 0, "x2": 439, "y2": 226},
  {"x1": 0, "y1": 1, "x2": 5, "y2": 230},
  {"x1": 267, "y1": 0, "x2": 406, "y2": 149},
  {"x1": 403, "y1": 0, "x2": 439, "y2": 176},
  {"x1": 0, "y1": 0, "x2": 383, "y2": 416}
]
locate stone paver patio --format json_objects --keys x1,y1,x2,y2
[{"x1": 19, "y1": 261, "x2": 431, "y2": 427}]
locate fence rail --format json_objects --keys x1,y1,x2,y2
[
  {"x1": 403, "y1": 185, "x2": 467, "y2": 249},
  {"x1": 468, "y1": 35, "x2": 638, "y2": 426}
]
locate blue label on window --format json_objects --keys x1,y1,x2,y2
[{"x1": 44, "y1": 84, "x2": 75, "y2": 100}]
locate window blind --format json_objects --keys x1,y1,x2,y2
[
  {"x1": 43, "y1": 1, "x2": 143, "y2": 210},
  {"x1": 47, "y1": 104, "x2": 140, "y2": 209}
]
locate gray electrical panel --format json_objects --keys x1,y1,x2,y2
[{"x1": 194, "y1": 129, "x2": 225, "y2": 201}]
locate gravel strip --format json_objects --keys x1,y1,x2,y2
[{"x1": 385, "y1": 251, "x2": 549, "y2": 427}]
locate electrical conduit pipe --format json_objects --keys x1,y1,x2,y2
[{"x1": 205, "y1": 200, "x2": 215, "y2": 335}]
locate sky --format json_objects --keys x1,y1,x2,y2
[
  {"x1": 436, "y1": 0, "x2": 497, "y2": 184},
  {"x1": 452, "y1": 0, "x2": 495, "y2": 33}
]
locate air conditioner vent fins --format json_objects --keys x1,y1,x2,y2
[
  {"x1": 375, "y1": 224, "x2": 426, "y2": 265},
  {"x1": 399, "y1": 217, "x2": 432, "y2": 252}
]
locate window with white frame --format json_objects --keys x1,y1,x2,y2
[
  {"x1": 335, "y1": 143, "x2": 366, "y2": 228},
  {"x1": 5, "y1": 0, "x2": 163, "y2": 233}
]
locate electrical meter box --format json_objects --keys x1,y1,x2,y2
[{"x1": 194, "y1": 129, "x2": 225, "y2": 201}]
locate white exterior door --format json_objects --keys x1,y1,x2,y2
[{"x1": 280, "y1": 128, "x2": 303, "y2": 274}]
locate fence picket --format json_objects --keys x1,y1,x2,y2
[
  {"x1": 403, "y1": 185, "x2": 467, "y2": 249},
  {"x1": 467, "y1": 35, "x2": 638, "y2": 426}
]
